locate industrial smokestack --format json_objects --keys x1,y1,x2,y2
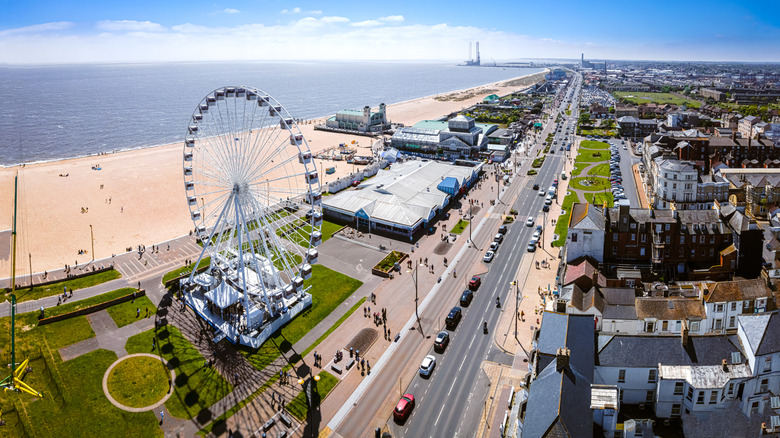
[{"x1": 476, "y1": 42, "x2": 480, "y2": 65}]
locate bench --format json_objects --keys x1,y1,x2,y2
[
  {"x1": 276, "y1": 431, "x2": 288, "y2": 438},
  {"x1": 345, "y1": 359, "x2": 355, "y2": 370},
  {"x1": 262, "y1": 418, "x2": 275, "y2": 431},
  {"x1": 330, "y1": 364, "x2": 342, "y2": 374},
  {"x1": 279, "y1": 413, "x2": 292, "y2": 428}
]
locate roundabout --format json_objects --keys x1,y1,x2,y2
[{"x1": 103, "y1": 353, "x2": 176, "y2": 412}]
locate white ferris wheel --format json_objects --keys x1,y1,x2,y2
[{"x1": 182, "y1": 86, "x2": 322, "y2": 342}]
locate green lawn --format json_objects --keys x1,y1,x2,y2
[
  {"x1": 241, "y1": 264, "x2": 363, "y2": 373},
  {"x1": 286, "y1": 370, "x2": 340, "y2": 422},
  {"x1": 613, "y1": 91, "x2": 701, "y2": 108},
  {"x1": 40, "y1": 287, "x2": 139, "y2": 320},
  {"x1": 587, "y1": 163, "x2": 611, "y2": 177},
  {"x1": 584, "y1": 192, "x2": 614, "y2": 207},
  {"x1": 579, "y1": 140, "x2": 609, "y2": 150},
  {"x1": 8, "y1": 268, "x2": 122, "y2": 303},
  {"x1": 107, "y1": 355, "x2": 172, "y2": 408},
  {"x1": 374, "y1": 251, "x2": 405, "y2": 271},
  {"x1": 125, "y1": 325, "x2": 233, "y2": 420},
  {"x1": 569, "y1": 177, "x2": 611, "y2": 192},
  {"x1": 0, "y1": 349, "x2": 162, "y2": 438},
  {"x1": 106, "y1": 295, "x2": 158, "y2": 328},
  {"x1": 571, "y1": 162, "x2": 589, "y2": 177},
  {"x1": 532, "y1": 156, "x2": 546, "y2": 168},
  {"x1": 552, "y1": 191, "x2": 580, "y2": 247},
  {"x1": 451, "y1": 219, "x2": 469, "y2": 235},
  {"x1": 574, "y1": 150, "x2": 608, "y2": 163},
  {"x1": 579, "y1": 128, "x2": 617, "y2": 138},
  {"x1": 162, "y1": 257, "x2": 211, "y2": 285}
]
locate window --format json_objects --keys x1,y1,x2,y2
[
  {"x1": 691, "y1": 249, "x2": 696, "y2": 257},
  {"x1": 744, "y1": 300, "x2": 751, "y2": 308},
  {"x1": 675, "y1": 320, "x2": 681, "y2": 331},
  {"x1": 680, "y1": 235, "x2": 685, "y2": 244},
  {"x1": 612, "y1": 246, "x2": 617, "y2": 255},
  {"x1": 686, "y1": 386, "x2": 694, "y2": 401},
  {"x1": 671, "y1": 403, "x2": 682, "y2": 417},
  {"x1": 646, "y1": 390, "x2": 654, "y2": 403},
  {"x1": 666, "y1": 236, "x2": 671, "y2": 244},
  {"x1": 631, "y1": 233, "x2": 636, "y2": 241},
  {"x1": 645, "y1": 321, "x2": 656, "y2": 333},
  {"x1": 764, "y1": 356, "x2": 772, "y2": 372},
  {"x1": 613, "y1": 232, "x2": 618, "y2": 240},
  {"x1": 760, "y1": 379, "x2": 769, "y2": 393},
  {"x1": 727, "y1": 382, "x2": 734, "y2": 395},
  {"x1": 618, "y1": 369, "x2": 626, "y2": 383},
  {"x1": 662, "y1": 321, "x2": 669, "y2": 331},
  {"x1": 674, "y1": 382, "x2": 684, "y2": 395},
  {"x1": 696, "y1": 391, "x2": 705, "y2": 404},
  {"x1": 730, "y1": 302, "x2": 737, "y2": 311},
  {"x1": 690, "y1": 321, "x2": 700, "y2": 332},
  {"x1": 751, "y1": 401, "x2": 760, "y2": 414},
  {"x1": 715, "y1": 303, "x2": 724, "y2": 312},
  {"x1": 709, "y1": 248, "x2": 714, "y2": 257},
  {"x1": 714, "y1": 319, "x2": 723, "y2": 330},
  {"x1": 571, "y1": 233, "x2": 578, "y2": 242},
  {"x1": 630, "y1": 223, "x2": 637, "y2": 230},
  {"x1": 709, "y1": 391, "x2": 718, "y2": 404},
  {"x1": 666, "y1": 224, "x2": 671, "y2": 231},
  {"x1": 673, "y1": 183, "x2": 677, "y2": 189},
  {"x1": 641, "y1": 233, "x2": 647, "y2": 242},
  {"x1": 640, "y1": 248, "x2": 646, "y2": 256},
  {"x1": 648, "y1": 369, "x2": 657, "y2": 383}
]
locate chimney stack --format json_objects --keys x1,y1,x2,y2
[
  {"x1": 556, "y1": 347, "x2": 570, "y2": 372},
  {"x1": 731, "y1": 130, "x2": 737, "y2": 142},
  {"x1": 681, "y1": 321, "x2": 689, "y2": 347},
  {"x1": 722, "y1": 358, "x2": 728, "y2": 372}
]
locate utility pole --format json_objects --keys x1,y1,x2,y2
[
  {"x1": 28, "y1": 253, "x2": 32, "y2": 288},
  {"x1": 90, "y1": 224, "x2": 95, "y2": 261}
]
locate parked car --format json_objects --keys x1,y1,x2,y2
[
  {"x1": 469, "y1": 276, "x2": 481, "y2": 290},
  {"x1": 498, "y1": 225, "x2": 508, "y2": 234},
  {"x1": 434, "y1": 331, "x2": 450, "y2": 352},
  {"x1": 445, "y1": 307, "x2": 462, "y2": 329},
  {"x1": 542, "y1": 204, "x2": 550, "y2": 212},
  {"x1": 483, "y1": 251, "x2": 495, "y2": 262},
  {"x1": 460, "y1": 289, "x2": 474, "y2": 306},
  {"x1": 494, "y1": 233, "x2": 504, "y2": 243},
  {"x1": 394, "y1": 394, "x2": 415, "y2": 421},
  {"x1": 419, "y1": 355, "x2": 436, "y2": 377},
  {"x1": 489, "y1": 241, "x2": 499, "y2": 251},
  {"x1": 527, "y1": 242, "x2": 537, "y2": 252}
]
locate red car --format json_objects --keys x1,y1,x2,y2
[
  {"x1": 394, "y1": 393, "x2": 415, "y2": 421},
  {"x1": 469, "y1": 276, "x2": 481, "y2": 290}
]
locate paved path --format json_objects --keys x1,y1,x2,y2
[
  {"x1": 58, "y1": 310, "x2": 155, "y2": 361},
  {"x1": 102, "y1": 353, "x2": 177, "y2": 412}
]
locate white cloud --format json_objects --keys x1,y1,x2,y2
[
  {"x1": 379, "y1": 15, "x2": 404, "y2": 23},
  {"x1": 223, "y1": 8, "x2": 240, "y2": 14},
  {"x1": 0, "y1": 21, "x2": 73, "y2": 37},
  {"x1": 281, "y1": 7, "x2": 321, "y2": 15},
  {"x1": 96, "y1": 20, "x2": 166, "y2": 32},
  {"x1": 320, "y1": 16, "x2": 350, "y2": 24},
  {"x1": 351, "y1": 20, "x2": 381, "y2": 27}
]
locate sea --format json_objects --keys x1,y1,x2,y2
[{"x1": 0, "y1": 62, "x2": 543, "y2": 166}]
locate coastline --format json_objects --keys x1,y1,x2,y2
[{"x1": 0, "y1": 69, "x2": 547, "y2": 275}]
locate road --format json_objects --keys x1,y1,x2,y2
[{"x1": 379, "y1": 76, "x2": 581, "y2": 438}]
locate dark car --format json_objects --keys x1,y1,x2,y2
[
  {"x1": 445, "y1": 307, "x2": 462, "y2": 329},
  {"x1": 394, "y1": 394, "x2": 415, "y2": 421},
  {"x1": 460, "y1": 289, "x2": 474, "y2": 307},
  {"x1": 532, "y1": 183, "x2": 539, "y2": 190},
  {"x1": 498, "y1": 225, "x2": 508, "y2": 234},
  {"x1": 542, "y1": 204, "x2": 550, "y2": 212},
  {"x1": 469, "y1": 276, "x2": 481, "y2": 290},
  {"x1": 434, "y1": 331, "x2": 450, "y2": 352}
]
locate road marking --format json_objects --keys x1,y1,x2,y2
[
  {"x1": 468, "y1": 334, "x2": 476, "y2": 349},
  {"x1": 458, "y1": 355, "x2": 467, "y2": 372},
  {"x1": 447, "y1": 377, "x2": 458, "y2": 397},
  {"x1": 434, "y1": 404, "x2": 446, "y2": 426}
]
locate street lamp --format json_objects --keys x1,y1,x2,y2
[{"x1": 407, "y1": 263, "x2": 424, "y2": 335}]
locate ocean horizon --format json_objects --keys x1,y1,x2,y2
[{"x1": 0, "y1": 61, "x2": 543, "y2": 166}]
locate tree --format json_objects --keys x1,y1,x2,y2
[{"x1": 661, "y1": 86, "x2": 671, "y2": 93}]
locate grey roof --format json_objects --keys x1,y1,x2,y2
[
  {"x1": 654, "y1": 158, "x2": 697, "y2": 173},
  {"x1": 597, "y1": 335, "x2": 744, "y2": 368},
  {"x1": 536, "y1": 312, "x2": 596, "y2": 375},
  {"x1": 523, "y1": 357, "x2": 594, "y2": 438},
  {"x1": 602, "y1": 304, "x2": 638, "y2": 320},
  {"x1": 524, "y1": 313, "x2": 595, "y2": 438},
  {"x1": 739, "y1": 312, "x2": 780, "y2": 356},
  {"x1": 617, "y1": 116, "x2": 639, "y2": 123}
]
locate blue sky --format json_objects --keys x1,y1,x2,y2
[{"x1": 1, "y1": 0, "x2": 779, "y2": 64}]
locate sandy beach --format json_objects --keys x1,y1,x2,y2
[{"x1": 0, "y1": 70, "x2": 546, "y2": 277}]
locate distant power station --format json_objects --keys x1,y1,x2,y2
[{"x1": 464, "y1": 41, "x2": 480, "y2": 66}]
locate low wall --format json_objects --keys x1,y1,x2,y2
[
  {"x1": 38, "y1": 289, "x2": 146, "y2": 326},
  {"x1": 371, "y1": 252, "x2": 408, "y2": 278},
  {"x1": 164, "y1": 265, "x2": 210, "y2": 290}
]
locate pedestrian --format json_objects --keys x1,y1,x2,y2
[
  {"x1": 235, "y1": 372, "x2": 239, "y2": 385},
  {"x1": 314, "y1": 351, "x2": 318, "y2": 366},
  {"x1": 145, "y1": 307, "x2": 149, "y2": 317},
  {"x1": 152, "y1": 337, "x2": 156, "y2": 349},
  {"x1": 160, "y1": 410, "x2": 164, "y2": 424},
  {"x1": 520, "y1": 311, "x2": 525, "y2": 321},
  {"x1": 279, "y1": 370, "x2": 284, "y2": 384},
  {"x1": 136, "y1": 308, "x2": 140, "y2": 318}
]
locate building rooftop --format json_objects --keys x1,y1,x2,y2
[
  {"x1": 739, "y1": 312, "x2": 780, "y2": 356},
  {"x1": 704, "y1": 279, "x2": 773, "y2": 303},
  {"x1": 597, "y1": 334, "x2": 744, "y2": 368},
  {"x1": 635, "y1": 298, "x2": 705, "y2": 321},
  {"x1": 658, "y1": 363, "x2": 752, "y2": 389}
]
